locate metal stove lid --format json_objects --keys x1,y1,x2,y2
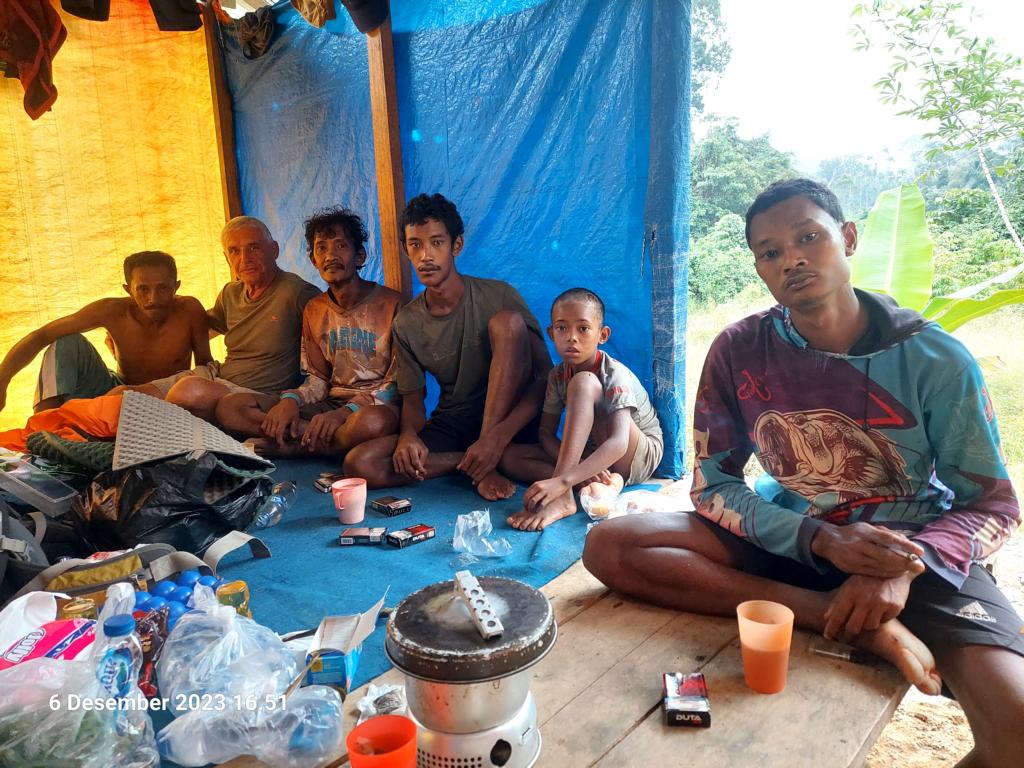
[{"x1": 385, "y1": 576, "x2": 556, "y2": 682}]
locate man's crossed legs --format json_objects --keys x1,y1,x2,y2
[{"x1": 583, "y1": 512, "x2": 1024, "y2": 768}]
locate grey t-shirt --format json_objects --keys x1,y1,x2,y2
[
  {"x1": 544, "y1": 350, "x2": 663, "y2": 447},
  {"x1": 392, "y1": 275, "x2": 543, "y2": 416},
  {"x1": 208, "y1": 269, "x2": 320, "y2": 395}
]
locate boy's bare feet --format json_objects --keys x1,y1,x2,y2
[
  {"x1": 851, "y1": 618, "x2": 942, "y2": 695},
  {"x1": 507, "y1": 490, "x2": 578, "y2": 531},
  {"x1": 477, "y1": 470, "x2": 517, "y2": 501}
]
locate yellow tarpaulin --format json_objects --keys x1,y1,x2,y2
[{"x1": 0, "y1": 1, "x2": 230, "y2": 432}]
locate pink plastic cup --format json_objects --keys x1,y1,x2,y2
[
  {"x1": 346, "y1": 714, "x2": 417, "y2": 768},
  {"x1": 332, "y1": 478, "x2": 367, "y2": 524}
]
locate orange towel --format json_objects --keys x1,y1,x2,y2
[{"x1": 0, "y1": 395, "x2": 122, "y2": 451}]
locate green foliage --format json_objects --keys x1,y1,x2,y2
[
  {"x1": 851, "y1": 1, "x2": 1024, "y2": 151},
  {"x1": 690, "y1": 118, "x2": 797, "y2": 240},
  {"x1": 688, "y1": 214, "x2": 767, "y2": 305},
  {"x1": 852, "y1": 184, "x2": 935, "y2": 311},
  {"x1": 690, "y1": 0, "x2": 732, "y2": 115},
  {"x1": 851, "y1": 0, "x2": 1024, "y2": 253},
  {"x1": 853, "y1": 183, "x2": 1024, "y2": 330}
]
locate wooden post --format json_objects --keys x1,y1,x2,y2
[
  {"x1": 367, "y1": 16, "x2": 412, "y2": 302},
  {"x1": 203, "y1": 5, "x2": 243, "y2": 220}
]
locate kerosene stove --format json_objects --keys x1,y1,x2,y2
[{"x1": 385, "y1": 572, "x2": 557, "y2": 768}]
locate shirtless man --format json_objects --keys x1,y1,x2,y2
[{"x1": 0, "y1": 250, "x2": 211, "y2": 413}]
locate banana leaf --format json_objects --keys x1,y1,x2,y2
[
  {"x1": 923, "y1": 289, "x2": 1024, "y2": 332},
  {"x1": 852, "y1": 184, "x2": 934, "y2": 312}
]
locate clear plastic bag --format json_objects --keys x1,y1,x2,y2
[
  {"x1": 156, "y1": 684, "x2": 343, "y2": 767},
  {"x1": 156, "y1": 585, "x2": 298, "y2": 718},
  {"x1": 0, "y1": 657, "x2": 158, "y2": 768},
  {"x1": 579, "y1": 482, "x2": 622, "y2": 520},
  {"x1": 453, "y1": 509, "x2": 512, "y2": 558}
]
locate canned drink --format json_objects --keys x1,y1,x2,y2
[
  {"x1": 59, "y1": 597, "x2": 98, "y2": 620},
  {"x1": 215, "y1": 580, "x2": 252, "y2": 618}
]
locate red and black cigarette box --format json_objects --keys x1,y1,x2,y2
[
  {"x1": 385, "y1": 523, "x2": 435, "y2": 548},
  {"x1": 663, "y1": 672, "x2": 711, "y2": 728}
]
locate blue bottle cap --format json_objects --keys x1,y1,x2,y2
[
  {"x1": 169, "y1": 586, "x2": 194, "y2": 605},
  {"x1": 103, "y1": 614, "x2": 136, "y2": 637},
  {"x1": 134, "y1": 591, "x2": 151, "y2": 608}
]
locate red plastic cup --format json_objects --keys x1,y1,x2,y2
[{"x1": 346, "y1": 714, "x2": 417, "y2": 768}]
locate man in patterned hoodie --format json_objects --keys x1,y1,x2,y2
[{"x1": 584, "y1": 179, "x2": 1022, "y2": 766}]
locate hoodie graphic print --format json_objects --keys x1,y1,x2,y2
[{"x1": 691, "y1": 290, "x2": 1019, "y2": 588}]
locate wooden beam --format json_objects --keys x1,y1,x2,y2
[
  {"x1": 202, "y1": 5, "x2": 243, "y2": 220},
  {"x1": 367, "y1": 16, "x2": 412, "y2": 302}
]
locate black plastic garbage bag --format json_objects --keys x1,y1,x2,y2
[{"x1": 71, "y1": 451, "x2": 272, "y2": 555}]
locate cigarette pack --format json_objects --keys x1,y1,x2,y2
[
  {"x1": 663, "y1": 672, "x2": 711, "y2": 728},
  {"x1": 385, "y1": 523, "x2": 435, "y2": 548},
  {"x1": 371, "y1": 495, "x2": 413, "y2": 517},
  {"x1": 338, "y1": 526, "x2": 387, "y2": 546}
]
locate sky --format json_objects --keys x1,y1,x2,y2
[{"x1": 696, "y1": 0, "x2": 1024, "y2": 173}]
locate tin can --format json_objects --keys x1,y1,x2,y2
[
  {"x1": 215, "y1": 580, "x2": 252, "y2": 618},
  {"x1": 59, "y1": 597, "x2": 98, "y2": 620}
]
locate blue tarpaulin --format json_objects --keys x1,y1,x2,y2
[{"x1": 217, "y1": 0, "x2": 691, "y2": 477}]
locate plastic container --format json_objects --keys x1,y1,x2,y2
[
  {"x1": 0, "y1": 454, "x2": 77, "y2": 517},
  {"x1": 736, "y1": 600, "x2": 794, "y2": 694},
  {"x1": 95, "y1": 614, "x2": 144, "y2": 698},
  {"x1": 346, "y1": 714, "x2": 417, "y2": 767},
  {"x1": 251, "y1": 481, "x2": 297, "y2": 530}
]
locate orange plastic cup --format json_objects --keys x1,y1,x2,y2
[
  {"x1": 736, "y1": 600, "x2": 795, "y2": 694},
  {"x1": 346, "y1": 714, "x2": 417, "y2": 768}
]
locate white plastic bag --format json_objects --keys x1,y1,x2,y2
[
  {"x1": 0, "y1": 657, "x2": 158, "y2": 768},
  {"x1": 157, "y1": 684, "x2": 343, "y2": 767},
  {"x1": 156, "y1": 585, "x2": 298, "y2": 718}
]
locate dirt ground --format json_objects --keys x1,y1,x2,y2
[{"x1": 865, "y1": 530, "x2": 1024, "y2": 766}]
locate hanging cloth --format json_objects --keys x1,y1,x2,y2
[
  {"x1": 0, "y1": 0, "x2": 67, "y2": 120},
  {"x1": 291, "y1": 0, "x2": 335, "y2": 29},
  {"x1": 60, "y1": 0, "x2": 111, "y2": 23},
  {"x1": 149, "y1": 0, "x2": 202, "y2": 32}
]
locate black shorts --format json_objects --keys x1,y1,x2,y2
[
  {"x1": 418, "y1": 408, "x2": 541, "y2": 453},
  {"x1": 691, "y1": 514, "x2": 1024, "y2": 668}
]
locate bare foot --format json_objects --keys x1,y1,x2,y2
[
  {"x1": 853, "y1": 619, "x2": 943, "y2": 695},
  {"x1": 243, "y1": 437, "x2": 303, "y2": 458},
  {"x1": 477, "y1": 470, "x2": 516, "y2": 501},
  {"x1": 579, "y1": 472, "x2": 625, "y2": 498},
  {"x1": 507, "y1": 490, "x2": 577, "y2": 531}
]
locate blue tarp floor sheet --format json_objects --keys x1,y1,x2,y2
[{"x1": 216, "y1": 458, "x2": 656, "y2": 690}]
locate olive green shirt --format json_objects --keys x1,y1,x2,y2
[
  {"x1": 392, "y1": 275, "x2": 543, "y2": 416},
  {"x1": 208, "y1": 269, "x2": 320, "y2": 395}
]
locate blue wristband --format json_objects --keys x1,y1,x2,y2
[
  {"x1": 280, "y1": 393, "x2": 302, "y2": 405},
  {"x1": 344, "y1": 402, "x2": 360, "y2": 413}
]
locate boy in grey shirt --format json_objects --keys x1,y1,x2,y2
[{"x1": 503, "y1": 288, "x2": 663, "y2": 530}]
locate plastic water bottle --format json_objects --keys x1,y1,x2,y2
[
  {"x1": 95, "y1": 614, "x2": 143, "y2": 698},
  {"x1": 250, "y1": 481, "x2": 297, "y2": 530}
]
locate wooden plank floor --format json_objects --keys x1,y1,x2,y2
[{"x1": 225, "y1": 561, "x2": 907, "y2": 768}]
